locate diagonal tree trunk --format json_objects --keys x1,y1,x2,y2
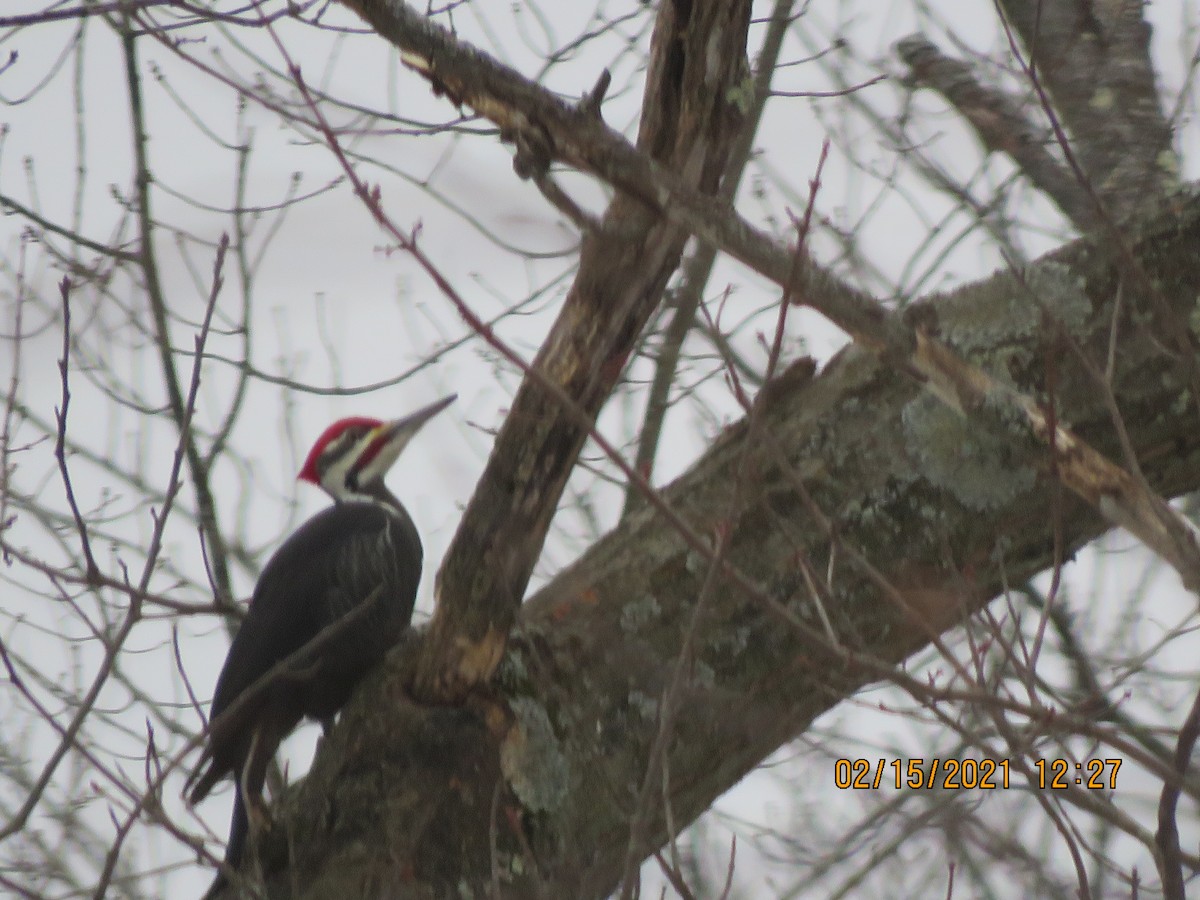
[
  {"x1": 251, "y1": 188, "x2": 1200, "y2": 895},
  {"x1": 228, "y1": 1, "x2": 1200, "y2": 897}
]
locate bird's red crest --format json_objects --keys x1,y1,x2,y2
[{"x1": 298, "y1": 417, "x2": 383, "y2": 483}]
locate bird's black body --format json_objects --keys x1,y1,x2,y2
[
  {"x1": 187, "y1": 397, "x2": 452, "y2": 897},
  {"x1": 208, "y1": 501, "x2": 421, "y2": 737},
  {"x1": 190, "y1": 501, "x2": 422, "y2": 888}
]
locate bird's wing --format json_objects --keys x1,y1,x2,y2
[
  {"x1": 209, "y1": 503, "x2": 399, "y2": 715},
  {"x1": 190, "y1": 503, "x2": 402, "y2": 796}
]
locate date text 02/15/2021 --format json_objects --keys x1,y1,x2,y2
[{"x1": 833, "y1": 758, "x2": 1123, "y2": 791}]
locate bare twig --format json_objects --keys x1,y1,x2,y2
[
  {"x1": 53, "y1": 279, "x2": 100, "y2": 583},
  {"x1": 1155, "y1": 685, "x2": 1200, "y2": 900}
]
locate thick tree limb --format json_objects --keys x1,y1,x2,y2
[
  {"x1": 339, "y1": 0, "x2": 1200, "y2": 647},
  {"x1": 896, "y1": 35, "x2": 1095, "y2": 229},
  {"x1": 353, "y1": 0, "x2": 756, "y2": 702},
  {"x1": 624, "y1": 0, "x2": 799, "y2": 519},
  {"x1": 996, "y1": 0, "x2": 1177, "y2": 221},
  {"x1": 243, "y1": 189, "x2": 1200, "y2": 898}
]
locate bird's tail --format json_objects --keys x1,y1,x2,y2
[
  {"x1": 185, "y1": 753, "x2": 221, "y2": 806},
  {"x1": 199, "y1": 789, "x2": 249, "y2": 899}
]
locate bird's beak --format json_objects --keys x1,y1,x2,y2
[
  {"x1": 383, "y1": 394, "x2": 457, "y2": 443},
  {"x1": 353, "y1": 394, "x2": 457, "y2": 487}
]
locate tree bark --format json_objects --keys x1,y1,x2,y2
[
  {"x1": 244, "y1": 192, "x2": 1200, "y2": 897},
  {"x1": 356, "y1": 0, "x2": 758, "y2": 703},
  {"x1": 997, "y1": 0, "x2": 1176, "y2": 221}
]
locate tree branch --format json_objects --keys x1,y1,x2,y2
[{"x1": 257, "y1": 188, "x2": 1200, "y2": 899}]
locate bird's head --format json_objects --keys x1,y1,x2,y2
[{"x1": 298, "y1": 395, "x2": 455, "y2": 504}]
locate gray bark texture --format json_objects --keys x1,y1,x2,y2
[{"x1": 240, "y1": 190, "x2": 1200, "y2": 897}]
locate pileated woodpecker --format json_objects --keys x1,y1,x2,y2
[{"x1": 187, "y1": 395, "x2": 454, "y2": 893}]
